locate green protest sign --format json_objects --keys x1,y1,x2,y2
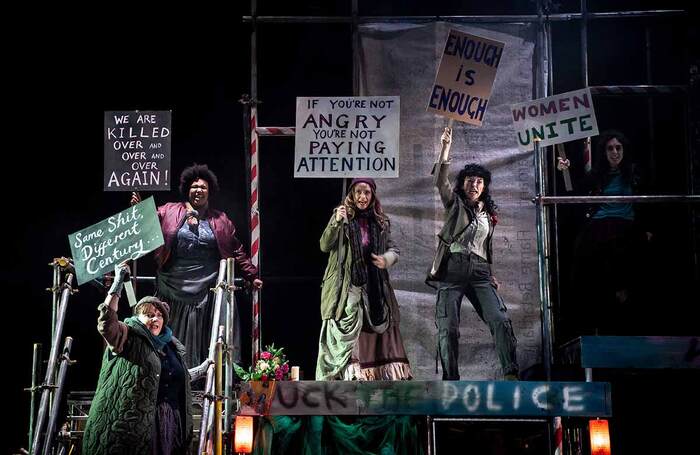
[{"x1": 68, "y1": 197, "x2": 164, "y2": 285}]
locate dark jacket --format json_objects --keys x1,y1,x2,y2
[
  {"x1": 319, "y1": 211, "x2": 400, "y2": 321},
  {"x1": 427, "y1": 162, "x2": 495, "y2": 287},
  {"x1": 82, "y1": 304, "x2": 193, "y2": 455},
  {"x1": 154, "y1": 202, "x2": 258, "y2": 281}
]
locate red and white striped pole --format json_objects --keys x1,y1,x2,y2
[
  {"x1": 250, "y1": 106, "x2": 261, "y2": 362},
  {"x1": 248, "y1": 123, "x2": 295, "y2": 363},
  {"x1": 256, "y1": 127, "x2": 295, "y2": 136},
  {"x1": 553, "y1": 416, "x2": 563, "y2": 455}
]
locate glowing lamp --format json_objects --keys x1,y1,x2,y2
[
  {"x1": 589, "y1": 419, "x2": 611, "y2": 455},
  {"x1": 234, "y1": 415, "x2": 254, "y2": 454}
]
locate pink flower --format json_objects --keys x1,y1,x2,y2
[
  {"x1": 275, "y1": 369, "x2": 284, "y2": 380},
  {"x1": 260, "y1": 351, "x2": 272, "y2": 360},
  {"x1": 261, "y1": 374, "x2": 268, "y2": 382},
  {"x1": 281, "y1": 363, "x2": 289, "y2": 373}
]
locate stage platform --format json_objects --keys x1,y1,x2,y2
[{"x1": 559, "y1": 336, "x2": 700, "y2": 369}]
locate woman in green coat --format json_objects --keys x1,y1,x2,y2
[
  {"x1": 83, "y1": 264, "x2": 197, "y2": 455},
  {"x1": 315, "y1": 178, "x2": 412, "y2": 381}
]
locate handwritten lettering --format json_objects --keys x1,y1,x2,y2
[{"x1": 105, "y1": 110, "x2": 171, "y2": 191}]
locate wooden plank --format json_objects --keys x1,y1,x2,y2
[
  {"x1": 579, "y1": 336, "x2": 700, "y2": 369},
  {"x1": 237, "y1": 380, "x2": 611, "y2": 417}
]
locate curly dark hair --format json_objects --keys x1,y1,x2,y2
[
  {"x1": 591, "y1": 130, "x2": 634, "y2": 189},
  {"x1": 455, "y1": 163, "x2": 498, "y2": 216},
  {"x1": 179, "y1": 163, "x2": 220, "y2": 198}
]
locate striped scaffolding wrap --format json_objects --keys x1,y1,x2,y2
[
  {"x1": 553, "y1": 416, "x2": 563, "y2": 455},
  {"x1": 255, "y1": 127, "x2": 296, "y2": 136},
  {"x1": 249, "y1": 123, "x2": 296, "y2": 361},
  {"x1": 250, "y1": 107, "x2": 261, "y2": 361}
]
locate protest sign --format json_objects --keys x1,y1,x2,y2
[
  {"x1": 510, "y1": 88, "x2": 599, "y2": 152},
  {"x1": 295, "y1": 96, "x2": 400, "y2": 178},
  {"x1": 69, "y1": 197, "x2": 164, "y2": 285},
  {"x1": 104, "y1": 110, "x2": 171, "y2": 191},
  {"x1": 427, "y1": 30, "x2": 505, "y2": 126}
]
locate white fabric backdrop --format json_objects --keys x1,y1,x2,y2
[{"x1": 358, "y1": 22, "x2": 543, "y2": 379}]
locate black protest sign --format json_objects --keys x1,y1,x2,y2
[{"x1": 104, "y1": 110, "x2": 171, "y2": 191}]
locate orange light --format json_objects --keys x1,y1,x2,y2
[
  {"x1": 589, "y1": 419, "x2": 611, "y2": 455},
  {"x1": 234, "y1": 416, "x2": 254, "y2": 453}
]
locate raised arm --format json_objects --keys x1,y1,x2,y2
[
  {"x1": 97, "y1": 264, "x2": 130, "y2": 353},
  {"x1": 435, "y1": 127, "x2": 455, "y2": 208}
]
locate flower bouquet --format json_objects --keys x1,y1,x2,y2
[
  {"x1": 234, "y1": 343, "x2": 290, "y2": 382},
  {"x1": 235, "y1": 344, "x2": 291, "y2": 415}
]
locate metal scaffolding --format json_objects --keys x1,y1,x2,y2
[{"x1": 242, "y1": 1, "x2": 694, "y2": 452}]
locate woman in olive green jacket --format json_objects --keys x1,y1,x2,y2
[
  {"x1": 83, "y1": 264, "x2": 195, "y2": 455},
  {"x1": 315, "y1": 178, "x2": 412, "y2": 381}
]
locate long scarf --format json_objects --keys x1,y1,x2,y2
[
  {"x1": 125, "y1": 316, "x2": 173, "y2": 351},
  {"x1": 347, "y1": 209, "x2": 388, "y2": 327}
]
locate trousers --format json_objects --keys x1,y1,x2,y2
[{"x1": 436, "y1": 253, "x2": 518, "y2": 379}]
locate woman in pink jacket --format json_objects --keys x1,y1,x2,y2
[{"x1": 133, "y1": 163, "x2": 262, "y2": 369}]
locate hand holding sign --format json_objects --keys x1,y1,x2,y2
[
  {"x1": 130, "y1": 191, "x2": 142, "y2": 206},
  {"x1": 335, "y1": 206, "x2": 348, "y2": 223},
  {"x1": 441, "y1": 126, "x2": 452, "y2": 147},
  {"x1": 556, "y1": 157, "x2": 571, "y2": 171},
  {"x1": 107, "y1": 263, "x2": 131, "y2": 296}
]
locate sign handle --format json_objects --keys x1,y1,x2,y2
[{"x1": 555, "y1": 143, "x2": 573, "y2": 192}]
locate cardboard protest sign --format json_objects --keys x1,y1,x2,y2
[
  {"x1": 427, "y1": 29, "x2": 505, "y2": 126},
  {"x1": 69, "y1": 197, "x2": 164, "y2": 285},
  {"x1": 510, "y1": 88, "x2": 599, "y2": 152},
  {"x1": 295, "y1": 96, "x2": 400, "y2": 178},
  {"x1": 104, "y1": 110, "x2": 171, "y2": 191}
]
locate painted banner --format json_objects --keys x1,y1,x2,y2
[
  {"x1": 294, "y1": 96, "x2": 400, "y2": 177},
  {"x1": 360, "y1": 22, "x2": 542, "y2": 380},
  {"x1": 427, "y1": 29, "x2": 505, "y2": 126},
  {"x1": 69, "y1": 197, "x2": 164, "y2": 285},
  {"x1": 104, "y1": 110, "x2": 171, "y2": 191},
  {"x1": 238, "y1": 380, "x2": 612, "y2": 417},
  {"x1": 510, "y1": 88, "x2": 599, "y2": 152}
]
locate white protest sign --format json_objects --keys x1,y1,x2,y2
[
  {"x1": 427, "y1": 29, "x2": 505, "y2": 126},
  {"x1": 511, "y1": 88, "x2": 599, "y2": 152},
  {"x1": 294, "y1": 96, "x2": 400, "y2": 178}
]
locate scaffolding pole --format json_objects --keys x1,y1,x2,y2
[{"x1": 242, "y1": 10, "x2": 684, "y2": 24}]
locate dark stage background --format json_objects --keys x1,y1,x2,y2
[{"x1": 6, "y1": 1, "x2": 699, "y2": 453}]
